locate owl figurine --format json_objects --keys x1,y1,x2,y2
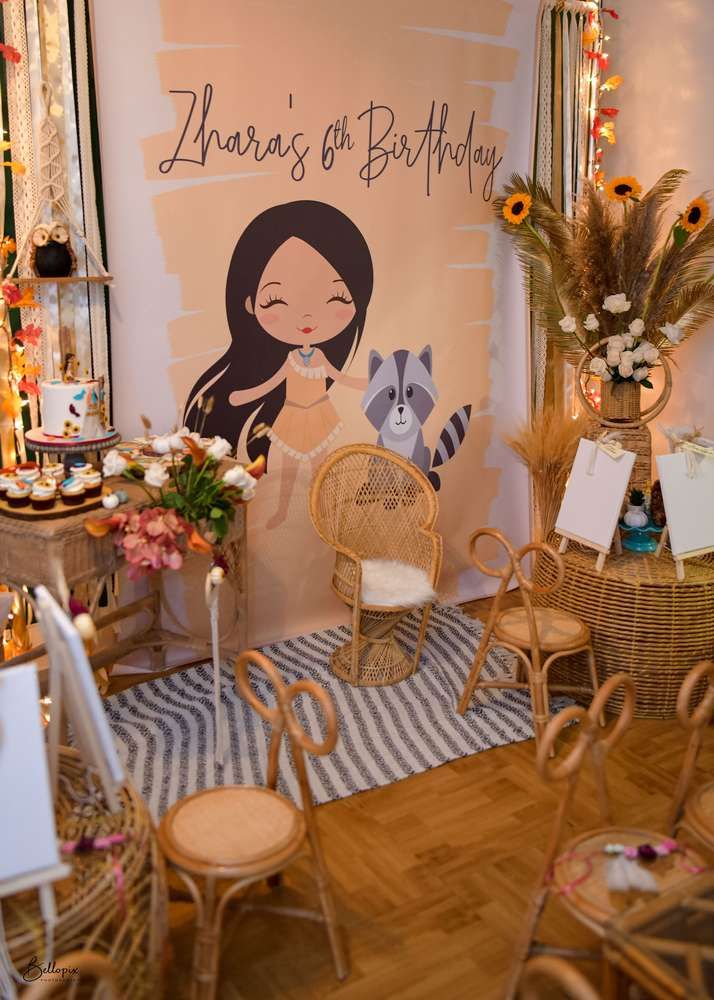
[{"x1": 30, "y1": 222, "x2": 77, "y2": 278}]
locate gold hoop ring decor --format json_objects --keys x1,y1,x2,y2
[{"x1": 575, "y1": 336, "x2": 672, "y2": 429}]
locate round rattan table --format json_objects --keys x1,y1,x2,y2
[
  {"x1": 4, "y1": 747, "x2": 165, "y2": 997},
  {"x1": 533, "y1": 543, "x2": 714, "y2": 718}
]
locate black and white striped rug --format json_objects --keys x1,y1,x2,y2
[{"x1": 105, "y1": 605, "x2": 565, "y2": 819}]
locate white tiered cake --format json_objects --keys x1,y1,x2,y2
[{"x1": 40, "y1": 378, "x2": 107, "y2": 439}]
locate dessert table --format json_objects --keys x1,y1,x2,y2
[
  {"x1": 0, "y1": 475, "x2": 248, "y2": 684},
  {"x1": 534, "y1": 541, "x2": 714, "y2": 718}
]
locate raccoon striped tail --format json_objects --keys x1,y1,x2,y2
[{"x1": 432, "y1": 405, "x2": 472, "y2": 470}]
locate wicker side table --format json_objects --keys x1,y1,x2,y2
[
  {"x1": 4, "y1": 747, "x2": 165, "y2": 997},
  {"x1": 0, "y1": 478, "x2": 248, "y2": 684},
  {"x1": 533, "y1": 543, "x2": 714, "y2": 718}
]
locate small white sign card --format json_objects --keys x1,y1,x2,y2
[
  {"x1": 0, "y1": 664, "x2": 69, "y2": 898},
  {"x1": 555, "y1": 437, "x2": 636, "y2": 572},
  {"x1": 35, "y1": 586, "x2": 125, "y2": 813},
  {"x1": 656, "y1": 449, "x2": 714, "y2": 580}
]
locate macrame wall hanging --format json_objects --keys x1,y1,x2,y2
[{"x1": 0, "y1": 0, "x2": 111, "y2": 466}]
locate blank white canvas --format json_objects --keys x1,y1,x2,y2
[
  {"x1": 35, "y1": 587, "x2": 125, "y2": 812},
  {"x1": 0, "y1": 665, "x2": 61, "y2": 887},
  {"x1": 657, "y1": 451, "x2": 714, "y2": 557},
  {"x1": 556, "y1": 438, "x2": 636, "y2": 552}
]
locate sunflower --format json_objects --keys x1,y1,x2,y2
[
  {"x1": 680, "y1": 197, "x2": 710, "y2": 233},
  {"x1": 503, "y1": 192, "x2": 532, "y2": 225},
  {"x1": 604, "y1": 176, "x2": 642, "y2": 202}
]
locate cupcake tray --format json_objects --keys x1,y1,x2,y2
[{"x1": 0, "y1": 491, "x2": 105, "y2": 521}]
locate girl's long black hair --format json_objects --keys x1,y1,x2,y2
[{"x1": 184, "y1": 200, "x2": 374, "y2": 466}]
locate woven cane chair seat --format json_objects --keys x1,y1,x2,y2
[
  {"x1": 552, "y1": 828, "x2": 705, "y2": 932},
  {"x1": 494, "y1": 607, "x2": 589, "y2": 653},
  {"x1": 160, "y1": 787, "x2": 305, "y2": 874}
]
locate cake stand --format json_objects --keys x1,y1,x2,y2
[
  {"x1": 25, "y1": 425, "x2": 121, "y2": 463},
  {"x1": 618, "y1": 518, "x2": 664, "y2": 554}
]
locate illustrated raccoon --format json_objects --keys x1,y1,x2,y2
[{"x1": 361, "y1": 345, "x2": 471, "y2": 490}]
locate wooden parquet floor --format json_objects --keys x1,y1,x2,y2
[{"x1": 161, "y1": 598, "x2": 714, "y2": 1000}]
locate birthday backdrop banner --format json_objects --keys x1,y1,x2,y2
[{"x1": 92, "y1": 0, "x2": 538, "y2": 644}]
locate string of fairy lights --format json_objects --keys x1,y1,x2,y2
[{"x1": 583, "y1": 0, "x2": 622, "y2": 188}]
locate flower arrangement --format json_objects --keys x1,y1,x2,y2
[
  {"x1": 86, "y1": 430, "x2": 264, "y2": 580},
  {"x1": 495, "y1": 170, "x2": 714, "y2": 389}
]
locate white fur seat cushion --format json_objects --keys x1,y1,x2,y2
[{"x1": 360, "y1": 559, "x2": 437, "y2": 608}]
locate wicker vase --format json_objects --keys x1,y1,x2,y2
[{"x1": 600, "y1": 379, "x2": 641, "y2": 423}]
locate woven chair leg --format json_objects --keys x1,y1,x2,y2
[
  {"x1": 191, "y1": 876, "x2": 222, "y2": 1000},
  {"x1": 502, "y1": 886, "x2": 550, "y2": 1000},
  {"x1": 530, "y1": 668, "x2": 549, "y2": 754},
  {"x1": 585, "y1": 646, "x2": 605, "y2": 727},
  {"x1": 458, "y1": 631, "x2": 495, "y2": 715},
  {"x1": 411, "y1": 602, "x2": 432, "y2": 675},
  {"x1": 310, "y1": 850, "x2": 349, "y2": 981}
]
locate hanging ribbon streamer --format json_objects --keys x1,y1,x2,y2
[
  {"x1": 205, "y1": 564, "x2": 226, "y2": 780},
  {"x1": 678, "y1": 440, "x2": 714, "y2": 479},
  {"x1": 587, "y1": 430, "x2": 624, "y2": 475}
]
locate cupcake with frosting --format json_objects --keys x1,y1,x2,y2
[
  {"x1": 31, "y1": 477, "x2": 57, "y2": 511},
  {"x1": 0, "y1": 467, "x2": 17, "y2": 498},
  {"x1": 6, "y1": 479, "x2": 31, "y2": 508},
  {"x1": 68, "y1": 461, "x2": 92, "y2": 476},
  {"x1": 44, "y1": 462, "x2": 66, "y2": 484},
  {"x1": 78, "y1": 468, "x2": 102, "y2": 498},
  {"x1": 60, "y1": 476, "x2": 86, "y2": 506},
  {"x1": 18, "y1": 463, "x2": 41, "y2": 485}
]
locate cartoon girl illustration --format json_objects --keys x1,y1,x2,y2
[{"x1": 184, "y1": 200, "x2": 373, "y2": 528}]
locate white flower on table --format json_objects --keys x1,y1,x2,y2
[
  {"x1": 603, "y1": 293, "x2": 632, "y2": 314},
  {"x1": 152, "y1": 435, "x2": 172, "y2": 455},
  {"x1": 618, "y1": 362, "x2": 634, "y2": 378},
  {"x1": 643, "y1": 345, "x2": 660, "y2": 365},
  {"x1": 590, "y1": 356, "x2": 608, "y2": 376},
  {"x1": 659, "y1": 322, "x2": 684, "y2": 345},
  {"x1": 584, "y1": 313, "x2": 600, "y2": 332},
  {"x1": 629, "y1": 318, "x2": 645, "y2": 336},
  {"x1": 222, "y1": 464, "x2": 258, "y2": 497},
  {"x1": 633, "y1": 367, "x2": 649, "y2": 382},
  {"x1": 558, "y1": 315, "x2": 577, "y2": 333},
  {"x1": 207, "y1": 437, "x2": 233, "y2": 461},
  {"x1": 102, "y1": 449, "x2": 128, "y2": 478},
  {"x1": 145, "y1": 463, "x2": 169, "y2": 488}
]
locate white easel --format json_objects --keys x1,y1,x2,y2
[
  {"x1": 656, "y1": 445, "x2": 714, "y2": 581},
  {"x1": 555, "y1": 436, "x2": 635, "y2": 572},
  {"x1": 34, "y1": 586, "x2": 125, "y2": 813}
]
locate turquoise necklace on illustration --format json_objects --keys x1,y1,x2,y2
[{"x1": 298, "y1": 346, "x2": 316, "y2": 366}]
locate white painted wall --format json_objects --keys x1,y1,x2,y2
[{"x1": 607, "y1": 0, "x2": 714, "y2": 453}]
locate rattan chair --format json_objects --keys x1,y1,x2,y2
[
  {"x1": 457, "y1": 528, "x2": 602, "y2": 751},
  {"x1": 157, "y1": 650, "x2": 347, "y2": 1000},
  {"x1": 519, "y1": 956, "x2": 600, "y2": 1000},
  {"x1": 22, "y1": 950, "x2": 118, "y2": 998},
  {"x1": 669, "y1": 660, "x2": 714, "y2": 852},
  {"x1": 309, "y1": 444, "x2": 442, "y2": 686},
  {"x1": 503, "y1": 674, "x2": 706, "y2": 1000}
]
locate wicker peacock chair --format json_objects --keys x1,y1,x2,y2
[{"x1": 309, "y1": 444, "x2": 442, "y2": 686}]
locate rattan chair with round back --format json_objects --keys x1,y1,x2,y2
[
  {"x1": 669, "y1": 660, "x2": 714, "y2": 852},
  {"x1": 309, "y1": 444, "x2": 442, "y2": 686},
  {"x1": 503, "y1": 673, "x2": 706, "y2": 1000}
]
